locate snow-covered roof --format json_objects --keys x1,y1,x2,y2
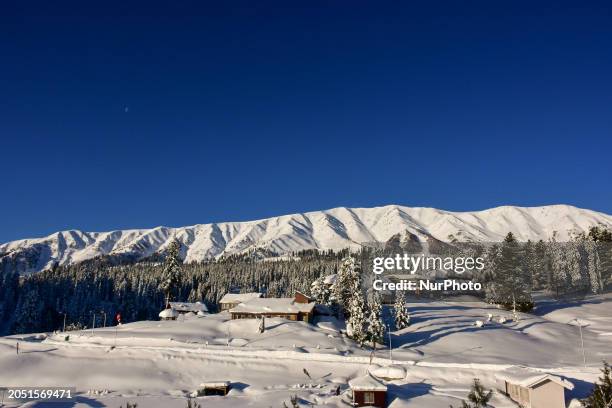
[
  {"x1": 230, "y1": 298, "x2": 315, "y2": 314},
  {"x1": 349, "y1": 374, "x2": 388, "y2": 391},
  {"x1": 219, "y1": 292, "x2": 263, "y2": 304},
  {"x1": 200, "y1": 381, "x2": 230, "y2": 388},
  {"x1": 169, "y1": 301, "x2": 208, "y2": 313},
  {"x1": 159, "y1": 308, "x2": 179, "y2": 319},
  {"x1": 495, "y1": 366, "x2": 574, "y2": 390}
]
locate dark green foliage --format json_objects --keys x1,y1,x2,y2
[
  {"x1": 159, "y1": 240, "x2": 182, "y2": 305},
  {"x1": 451, "y1": 378, "x2": 492, "y2": 408},
  {"x1": 582, "y1": 362, "x2": 612, "y2": 408},
  {"x1": 485, "y1": 233, "x2": 533, "y2": 311},
  {"x1": 589, "y1": 226, "x2": 612, "y2": 242}
]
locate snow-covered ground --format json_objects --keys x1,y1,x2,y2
[{"x1": 1, "y1": 295, "x2": 610, "y2": 407}]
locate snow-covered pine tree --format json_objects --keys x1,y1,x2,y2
[
  {"x1": 393, "y1": 290, "x2": 410, "y2": 330},
  {"x1": 333, "y1": 255, "x2": 360, "y2": 313},
  {"x1": 344, "y1": 259, "x2": 366, "y2": 346},
  {"x1": 531, "y1": 240, "x2": 549, "y2": 290},
  {"x1": 159, "y1": 240, "x2": 182, "y2": 306},
  {"x1": 582, "y1": 361, "x2": 612, "y2": 408},
  {"x1": 310, "y1": 276, "x2": 331, "y2": 305},
  {"x1": 485, "y1": 233, "x2": 533, "y2": 311},
  {"x1": 548, "y1": 233, "x2": 570, "y2": 296},
  {"x1": 366, "y1": 292, "x2": 385, "y2": 349},
  {"x1": 585, "y1": 238, "x2": 603, "y2": 294},
  {"x1": 588, "y1": 226, "x2": 612, "y2": 288},
  {"x1": 347, "y1": 289, "x2": 366, "y2": 346},
  {"x1": 451, "y1": 378, "x2": 492, "y2": 408}
]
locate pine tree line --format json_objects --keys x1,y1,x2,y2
[{"x1": 0, "y1": 253, "x2": 342, "y2": 335}]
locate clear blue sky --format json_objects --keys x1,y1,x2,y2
[{"x1": 1, "y1": 1, "x2": 611, "y2": 243}]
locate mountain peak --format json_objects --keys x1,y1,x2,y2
[{"x1": 1, "y1": 204, "x2": 611, "y2": 275}]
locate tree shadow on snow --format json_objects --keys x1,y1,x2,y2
[
  {"x1": 21, "y1": 347, "x2": 58, "y2": 354},
  {"x1": 387, "y1": 382, "x2": 433, "y2": 404},
  {"x1": 407, "y1": 304, "x2": 479, "y2": 313},
  {"x1": 532, "y1": 294, "x2": 607, "y2": 316},
  {"x1": 565, "y1": 376, "x2": 595, "y2": 400},
  {"x1": 230, "y1": 382, "x2": 250, "y2": 392},
  {"x1": 29, "y1": 396, "x2": 105, "y2": 407},
  {"x1": 392, "y1": 323, "x2": 502, "y2": 349}
]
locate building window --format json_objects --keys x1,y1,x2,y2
[{"x1": 364, "y1": 391, "x2": 375, "y2": 404}]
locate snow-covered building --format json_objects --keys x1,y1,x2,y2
[
  {"x1": 349, "y1": 373, "x2": 387, "y2": 407},
  {"x1": 197, "y1": 381, "x2": 230, "y2": 396},
  {"x1": 229, "y1": 293, "x2": 315, "y2": 323},
  {"x1": 169, "y1": 301, "x2": 209, "y2": 315},
  {"x1": 158, "y1": 307, "x2": 179, "y2": 321},
  {"x1": 495, "y1": 366, "x2": 574, "y2": 408},
  {"x1": 219, "y1": 292, "x2": 263, "y2": 311}
]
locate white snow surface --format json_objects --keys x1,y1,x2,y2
[
  {"x1": 1, "y1": 296, "x2": 610, "y2": 407},
  {"x1": 2, "y1": 204, "x2": 611, "y2": 274}
]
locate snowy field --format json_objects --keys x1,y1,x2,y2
[{"x1": 1, "y1": 295, "x2": 610, "y2": 407}]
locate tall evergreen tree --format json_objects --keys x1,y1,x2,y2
[
  {"x1": 393, "y1": 290, "x2": 410, "y2": 330},
  {"x1": 333, "y1": 255, "x2": 360, "y2": 314},
  {"x1": 159, "y1": 240, "x2": 183, "y2": 306},
  {"x1": 366, "y1": 292, "x2": 385, "y2": 349},
  {"x1": 347, "y1": 288, "x2": 366, "y2": 346},
  {"x1": 344, "y1": 256, "x2": 366, "y2": 346},
  {"x1": 485, "y1": 233, "x2": 533, "y2": 311}
]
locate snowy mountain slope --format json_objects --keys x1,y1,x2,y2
[{"x1": 1, "y1": 204, "x2": 611, "y2": 274}]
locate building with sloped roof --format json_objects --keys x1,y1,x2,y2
[
  {"x1": 349, "y1": 373, "x2": 387, "y2": 407},
  {"x1": 229, "y1": 293, "x2": 315, "y2": 323},
  {"x1": 495, "y1": 366, "x2": 574, "y2": 408},
  {"x1": 219, "y1": 292, "x2": 263, "y2": 311}
]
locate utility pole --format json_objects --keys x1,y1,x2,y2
[
  {"x1": 63, "y1": 313, "x2": 67, "y2": 332},
  {"x1": 101, "y1": 311, "x2": 107, "y2": 328},
  {"x1": 578, "y1": 321, "x2": 586, "y2": 368},
  {"x1": 227, "y1": 324, "x2": 231, "y2": 348},
  {"x1": 91, "y1": 313, "x2": 96, "y2": 336},
  {"x1": 569, "y1": 318, "x2": 588, "y2": 367}
]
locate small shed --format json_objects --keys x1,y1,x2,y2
[
  {"x1": 198, "y1": 381, "x2": 230, "y2": 396},
  {"x1": 495, "y1": 366, "x2": 574, "y2": 408},
  {"x1": 159, "y1": 307, "x2": 179, "y2": 321},
  {"x1": 349, "y1": 374, "x2": 387, "y2": 407}
]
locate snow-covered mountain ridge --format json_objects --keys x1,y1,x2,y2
[{"x1": 2, "y1": 204, "x2": 611, "y2": 274}]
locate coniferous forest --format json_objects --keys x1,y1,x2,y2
[{"x1": 0, "y1": 227, "x2": 610, "y2": 336}]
